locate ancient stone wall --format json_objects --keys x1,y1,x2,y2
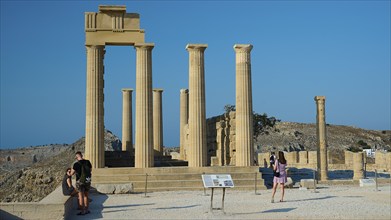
[
  {"x1": 206, "y1": 112, "x2": 236, "y2": 166},
  {"x1": 258, "y1": 150, "x2": 391, "y2": 172}
]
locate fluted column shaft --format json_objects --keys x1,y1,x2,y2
[
  {"x1": 85, "y1": 45, "x2": 105, "y2": 169},
  {"x1": 234, "y1": 44, "x2": 254, "y2": 167},
  {"x1": 122, "y1": 88, "x2": 133, "y2": 151},
  {"x1": 153, "y1": 89, "x2": 164, "y2": 155},
  {"x1": 179, "y1": 89, "x2": 189, "y2": 160},
  {"x1": 315, "y1": 96, "x2": 328, "y2": 180},
  {"x1": 186, "y1": 44, "x2": 208, "y2": 167},
  {"x1": 135, "y1": 43, "x2": 154, "y2": 168}
]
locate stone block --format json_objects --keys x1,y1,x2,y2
[
  {"x1": 115, "y1": 183, "x2": 133, "y2": 194},
  {"x1": 284, "y1": 177, "x2": 293, "y2": 188},
  {"x1": 300, "y1": 179, "x2": 316, "y2": 189},
  {"x1": 95, "y1": 183, "x2": 133, "y2": 194},
  {"x1": 359, "y1": 179, "x2": 376, "y2": 187},
  {"x1": 95, "y1": 184, "x2": 115, "y2": 194}
]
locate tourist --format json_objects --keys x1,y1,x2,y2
[
  {"x1": 62, "y1": 168, "x2": 78, "y2": 197},
  {"x1": 271, "y1": 151, "x2": 287, "y2": 203},
  {"x1": 71, "y1": 151, "x2": 92, "y2": 215},
  {"x1": 269, "y1": 152, "x2": 276, "y2": 169}
]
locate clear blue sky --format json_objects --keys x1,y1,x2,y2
[{"x1": 1, "y1": 0, "x2": 390, "y2": 149}]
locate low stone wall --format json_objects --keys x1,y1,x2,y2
[
  {"x1": 0, "y1": 185, "x2": 75, "y2": 220},
  {"x1": 258, "y1": 150, "x2": 391, "y2": 172}
]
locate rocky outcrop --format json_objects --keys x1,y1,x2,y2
[
  {"x1": 255, "y1": 122, "x2": 391, "y2": 153},
  {"x1": 0, "y1": 130, "x2": 121, "y2": 203}
]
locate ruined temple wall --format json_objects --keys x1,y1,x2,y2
[
  {"x1": 375, "y1": 151, "x2": 391, "y2": 171},
  {"x1": 206, "y1": 112, "x2": 236, "y2": 166}
]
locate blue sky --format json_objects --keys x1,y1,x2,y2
[{"x1": 1, "y1": 0, "x2": 390, "y2": 149}]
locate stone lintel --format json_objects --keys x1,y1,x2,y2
[
  {"x1": 122, "y1": 88, "x2": 134, "y2": 92},
  {"x1": 153, "y1": 88, "x2": 164, "y2": 92},
  {"x1": 314, "y1": 96, "x2": 326, "y2": 102},
  {"x1": 234, "y1": 44, "x2": 253, "y2": 52},
  {"x1": 99, "y1": 5, "x2": 126, "y2": 12},
  {"x1": 186, "y1": 44, "x2": 208, "y2": 51}
]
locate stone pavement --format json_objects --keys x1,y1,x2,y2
[{"x1": 69, "y1": 185, "x2": 391, "y2": 219}]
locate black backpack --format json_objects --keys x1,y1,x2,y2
[{"x1": 78, "y1": 160, "x2": 91, "y2": 184}]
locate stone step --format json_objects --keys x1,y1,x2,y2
[
  {"x1": 93, "y1": 179, "x2": 265, "y2": 192},
  {"x1": 93, "y1": 172, "x2": 262, "y2": 182},
  {"x1": 92, "y1": 166, "x2": 266, "y2": 192},
  {"x1": 93, "y1": 166, "x2": 261, "y2": 175}
]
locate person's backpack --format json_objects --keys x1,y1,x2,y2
[{"x1": 78, "y1": 160, "x2": 91, "y2": 185}]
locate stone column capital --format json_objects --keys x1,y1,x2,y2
[
  {"x1": 153, "y1": 88, "x2": 164, "y2": 93},
  {"x1": 234, "y1": 44, "x2": 253, "y2": 53},
  {"x1": 122, "y1": 88, "x2": 134, "y2": 92},
  {"x1": 86, "y1": 45, "x2": 105, "y2": 49},
  {"x1": 314, "y1": 96, "x2": 326, "y2": 103},
  {"x1": 186, "y1": 44, "x2": 208, "y2": 52},
  {"x1": 180, "y1": 89, "x2": 189, "y2": 94},
  {"x1": 134, "y1": 43, "x2": 155, "y2": 50}
]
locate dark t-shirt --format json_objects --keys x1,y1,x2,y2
[
  {"x1": 62, "y1": 174, "x2": 75, "y2": 196},
  {"x1": 72, "y1": 159, "x2": 92, "y2": 181}
]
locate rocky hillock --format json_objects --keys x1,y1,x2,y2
[
  {"x1": 255, "y1": 122, "x2": 391, "y2": 153},
  {"x1": 0, "y1": 130, "x2": 121, "y2": 202}
]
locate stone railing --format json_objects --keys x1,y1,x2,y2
[{"x1": 0, "y1": 185, "x2": 75, "y2": 220}]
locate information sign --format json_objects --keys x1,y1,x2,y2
[{"x1": 202, "y1": 174, "x2": 234, "y2": 188}]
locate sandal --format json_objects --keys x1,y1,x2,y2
[
  {"x1": 280, "y1": 200, "x2": 284, "y2": 202},
  {"x1": 85, "y1": 210, "x2": 91, "y2": 214},
  {"x1": 77, "y1": 211, "x2": 85, "y2": 215},
  {"x1": 271, "y1": 198, "x2": 274, "y2": 203}
]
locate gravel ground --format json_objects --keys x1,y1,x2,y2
[{"x1": 70, "y1": 184, "x2": 391, "y2": 219}]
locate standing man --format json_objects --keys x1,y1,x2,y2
[{"x1": 71, "y1": 151, "x2": 92, "y2": 215}]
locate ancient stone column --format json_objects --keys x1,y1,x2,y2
[
  {"x1": 134, "y1": 43, "x2": 154, "y2": 168},
  {"x1": 234, "y1": 44, "x2": 254, "y2": 167},
  {"x1": 179, "y1": 89, "x2": 189, "y2": 160},
  {"x1": 315, "y1": 96, "x2": 328, "y2": 180},
  {"x1": 153, "y1": 89, "x2": 164, "y2": 155},
  {"x1": 186, "y1": 44, "x2": 208, "y2": 167},
  {"x1": 85, "y1": 45, "x2": 105, "y2": 169},
  {"x1": 121, "y1": 88, "x2": 133, "y2": 151},
  {"x1": 353, "y1": 152, "x2": 364, "y2": 180}
]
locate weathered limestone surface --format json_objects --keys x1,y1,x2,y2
[
  {"x1": 353, "y1": 152, "x2": 364, "y2": 180},
  {"x1": 85, "y1": 45, "x2": 105, "y2": 168},
  {"x1": 85, "y1": 6, "x2": 145, "y2": 46},
  {"x1": 234, "y1": 44, "x2": 254, "y2": 166},
  {"x1": 84, "y1": 6, "x2": 147, "y2": 168},
  {"x1": 299, "y1": 151, "x2": 308, "y2": 164},
  {"x1": 95, "y1": 183, "x2": 133, "y2": 194},
  {"x1": 134, "y1": 43, "x2": 154, "y2": 168},
  {"x1": 179, "y1": 89, "x2": 189, "y2": 160},
  {"x1": 315, "y1": 96, "x2": 328, "y2": 180},
  {"x1": 122, "y1": 88, "x2": 133, "y2": 151},
  {"x1": 207, "y1": 112, "x2": 236, "y2": 166},
  {"x1": 186, "y1": 44, "x2": 208, "y2": 167},
  {"x1": 153, "y1": 89, "x2": 164, "y2": 155}
]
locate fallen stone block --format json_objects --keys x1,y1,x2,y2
[
  {"x1": 300, "y1": 179, "x2": 317, "y2": 189},
  {"x1": 284, "y1": 177, "x2": 294, "y2": 188},
  {"x1": 359, "y1": 179, "x2": 376, "y2": 187},
  {"x1": 95, "y1": 183, "x2": 133, "y2": 194}
]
